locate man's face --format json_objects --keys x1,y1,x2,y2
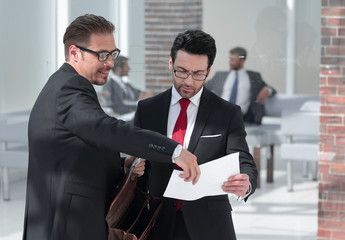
[
  {"x1": 229, "y1": 53, "x2": 244, "y2": 71},
  {"x1": 169, "y1": 50, "x2": 209, "y2": 99},
  {"x1": 121, "y1": 61, "x2": 130, "y2": 77},
  {"x1": 73, "y1": 33, "x2": 117, "y2": 85}
]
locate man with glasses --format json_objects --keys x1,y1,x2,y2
[
  {"x1": 23, "y1": 14, "x2": 200, "y2": 240},
  {"x1": 134, "y1": 30, "x2": 257, "y2": 240}
]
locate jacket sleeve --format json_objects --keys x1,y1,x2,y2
[{"x1": 56, "y1": 75, "x2": 178, "y2": 163}]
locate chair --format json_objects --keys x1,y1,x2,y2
[
  {"x1": 244, "y1": 94, "x2": 320, "y2": 188},
  {"x1": 0, "y1": 111, "x2": 29, "y2": 200},
  {"x1": 280, "y1": 110, "x2": 319, "y2": 192}
]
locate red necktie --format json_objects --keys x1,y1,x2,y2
[
  {"x1": 172, "y1": 98, "x2": 190, "y2": 211},
  {"x1": 172, "y1": 98, "x2": 190, "y2": 146}
]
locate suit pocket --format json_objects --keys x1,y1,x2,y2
[
  {"x1": 200, "y1": 134, "x2": 222, "y2": 139},
  {"x1": 199, "y1": 134, "x2": 223, "y2": 142},
  {"x1": 64, "y1": 181, "x2": 104, "y2": 201}
]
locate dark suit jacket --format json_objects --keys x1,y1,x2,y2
[
  {"x1": 23, "y1": 63, "x2": 179, "y2": 240},
  {"x1": 102, "y1": 76, "x2": 141, "y2": 115},
  {"x1": 205, "y1": 70, "x2": 276, "y2": 124},
  {"x1": 134, "y1": 87, "x2": 257, "y2": 240}
]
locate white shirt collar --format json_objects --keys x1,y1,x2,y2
[
  {"x1": 171, "y1": 85, "x2": 203, "y2": 107},
  {"x1": 231, "y1": 68, "x2": 246, "y2": 75}
]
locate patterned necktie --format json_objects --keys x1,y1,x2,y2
[
  {"x1": 229, "y1": 71, "x2": 238, "y2": 103},
  {"x1": 172, "y1": 98, "x2": 190, "y2": 211}
]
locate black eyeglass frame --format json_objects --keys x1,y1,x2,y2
[
  {"x1": 76, "y1": 45, "x2": 121, "y2": 62},
  {"x1": 172, "y1": 65, "x2": 209, "y2": 81}
]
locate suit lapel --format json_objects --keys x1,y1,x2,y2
[
  {"x1": 187, "y1": 88, "x2": 213, "y2": 153},
  {"x1": 156, "y1": 89, "x2": 172, "y2": 136}
]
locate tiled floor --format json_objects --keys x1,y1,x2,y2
[{"x1": 0, "y1": 146, "x2": 318, "y2": 240}]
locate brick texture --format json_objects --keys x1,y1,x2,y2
[
  {"x1": 319, "y1": 0, "x2": 345, "y2": 239},
  {"x1": 144, "y1": 0, "x2": 202, "y2": 94}
]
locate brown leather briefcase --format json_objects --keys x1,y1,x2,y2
[{"x1": 106, "y1": 159, "x2": 163, "y2": 240}]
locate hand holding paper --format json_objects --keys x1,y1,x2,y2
[
  {"x1": 164, "y1": 152, "x2": 240, "y2": 201},
  {"x1": 174, "y1": 148, "x2": 201, "y2": 185}
]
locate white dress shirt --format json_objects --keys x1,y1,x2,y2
[
  {"x1": 221, "y1": 69, "x2": 251, "y2": 114},
  {"x1": 168, "y1": 86, "x2": 203, "y2": 150},
  {"x1": 168, "y1": 86, "x2": 251, "y2": 200},
  {"x1": 108, "y1": 71, "x2": 137, "y2": 104}
]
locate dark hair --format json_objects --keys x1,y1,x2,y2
[
  {"x1": 63, "y1": 14, "x2": 115, "y2": 60},
  {"x1": 111, "y1": 55, "x2": 128, "y2": 73},
  {"x1": 230, "y1": 47, "x2": 247, "y2": 59},
  {"x1": 170, "y1": 30, "x2": 216, "y2": 70}
]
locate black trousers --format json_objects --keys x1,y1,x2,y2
[{"x1": 173, "y1": 210, "x2": 191, "y2": 240}]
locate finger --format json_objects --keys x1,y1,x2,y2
[
  {"x1": 178, "y1": 162, "x2": 191, "y2": 181},
  {"x1": 229, "y1": 174, "x2": 249, "y2": 181},
  {"x1": 136, "y1": 161, "x2": 145, "y2": 168},
  {"x1": 222, "y1": 182, "x2": 249, "y2": 195},
  {"x1": 184, "y1": 166, "x2": 194, "y2": 183},
  {"x1": 178, "y1": 167, "x2": 189, "y2": 180},
  {"x1": 192, "y1": 165, "x2": 200, "y2": 185}
]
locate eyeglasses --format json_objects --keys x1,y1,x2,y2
[
  {"x1": 76, "y1": 45, "x2": 121, "y2": 62},
  {"x1": 173, "y1": 66, "x2": 208, "y2": 81}
]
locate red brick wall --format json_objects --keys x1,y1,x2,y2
[
  {"x1": 144, "y1": 0, "x2": 202, "y2": 94},
  {"x1": 319, "y1": 0, "x2": 345, "y2": 239}
]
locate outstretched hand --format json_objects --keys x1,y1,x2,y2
[{"x1": 174, "y1": 148, "x2": 200, "y2": 185}]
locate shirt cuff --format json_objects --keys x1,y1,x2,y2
[
  {"x1": 237, "y1": 182, "x2": 252, "y2": 201},
  {"x1": 267, "y1": 87, "x2": 273, "y2": 96},
  {"x1": 172, "y1": 144, "x2": 183, "y2": 163}
]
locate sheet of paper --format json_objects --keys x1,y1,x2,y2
[{"x1": 163, "y1": 152, "x2": 240, "y2": 201}]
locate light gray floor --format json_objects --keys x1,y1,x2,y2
[{"x1": 0, "y1": 146, "x2": 318, "y2": 240}]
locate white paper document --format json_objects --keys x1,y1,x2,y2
[{"x1": 163, "y1": 152, "x2": 240, "y2": 201}]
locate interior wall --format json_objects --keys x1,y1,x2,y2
[
  {"x1": 128, "y1": 0, "x2": 145, "y2": 90},
  {"x1": 0, "y1": 0, "x2": 56, "y2": 113},
  {"x1": 203, "y1": 0, "x2": 320, "y2": 95},
  {"x1": 0, "y1": 0, "x2": 321, "y2": 114},
  {"x1": 68, "y1": 0, "x2": 112, "y2": 22}
]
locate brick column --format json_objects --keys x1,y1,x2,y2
[
  {"x1": 144, "y1": 0, "x2": 202, "y2": 94},
  {"x1": 319, "y1": 0, "x2": 345, "y2": 239}
]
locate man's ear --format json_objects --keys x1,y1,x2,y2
[
  {"x1": 168, "y1": 57, "x2": 173, "y2": 71},
  {"x1": 69, "y1": 45, "x2": 79, "y2": 62}
]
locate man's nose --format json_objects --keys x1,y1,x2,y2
[
  {"x1": 184, "y1": 74, "x2": 194, "y2": 84},
  {"x1": 104, "y1": 57, "x2": 114, "y2": 68}
]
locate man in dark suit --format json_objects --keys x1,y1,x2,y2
[
  {"x1": 205, "y1": 47, "x2": 276, "y2": 124},
  {"x1": 134, "y1": 30, "x2": 257, "y2": 240},
  {"x1": 101, "y1": 55, "x2": 152, "y2": 116},
  {"x1": 23, "y1": 14, "x2": 200, "y2": 240}
]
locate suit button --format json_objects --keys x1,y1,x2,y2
[
  {"x1": 162, "y1": 147, "x2": 165, "y2": 151},
  {"x1": 149, "y1": 144, "x2": 153, "y2": 149}
]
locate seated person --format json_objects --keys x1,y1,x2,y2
[
  {"x1": 101, "y1": 55, "x2": 152, "y2": 116},
  {"x1": 205, "y1": 46, "x2": 276, "y2": 124}
]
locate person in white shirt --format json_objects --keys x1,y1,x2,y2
[
  {"x1": 205, "y1": 47, "x2": 276, "y2": 124},
  {"x1": 133, "y1": 30, "x2": 257, "y2": 240},
  {"x1": 102, "y1": 55, "x2": 152, "y2": 116}
]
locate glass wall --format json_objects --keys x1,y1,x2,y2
[
  {"x1": 0, "y1": 0, "x2": 321, "y2": 114},
  {"x1": 203, "y1": 0, "x2": 320, "y2": 95}
]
